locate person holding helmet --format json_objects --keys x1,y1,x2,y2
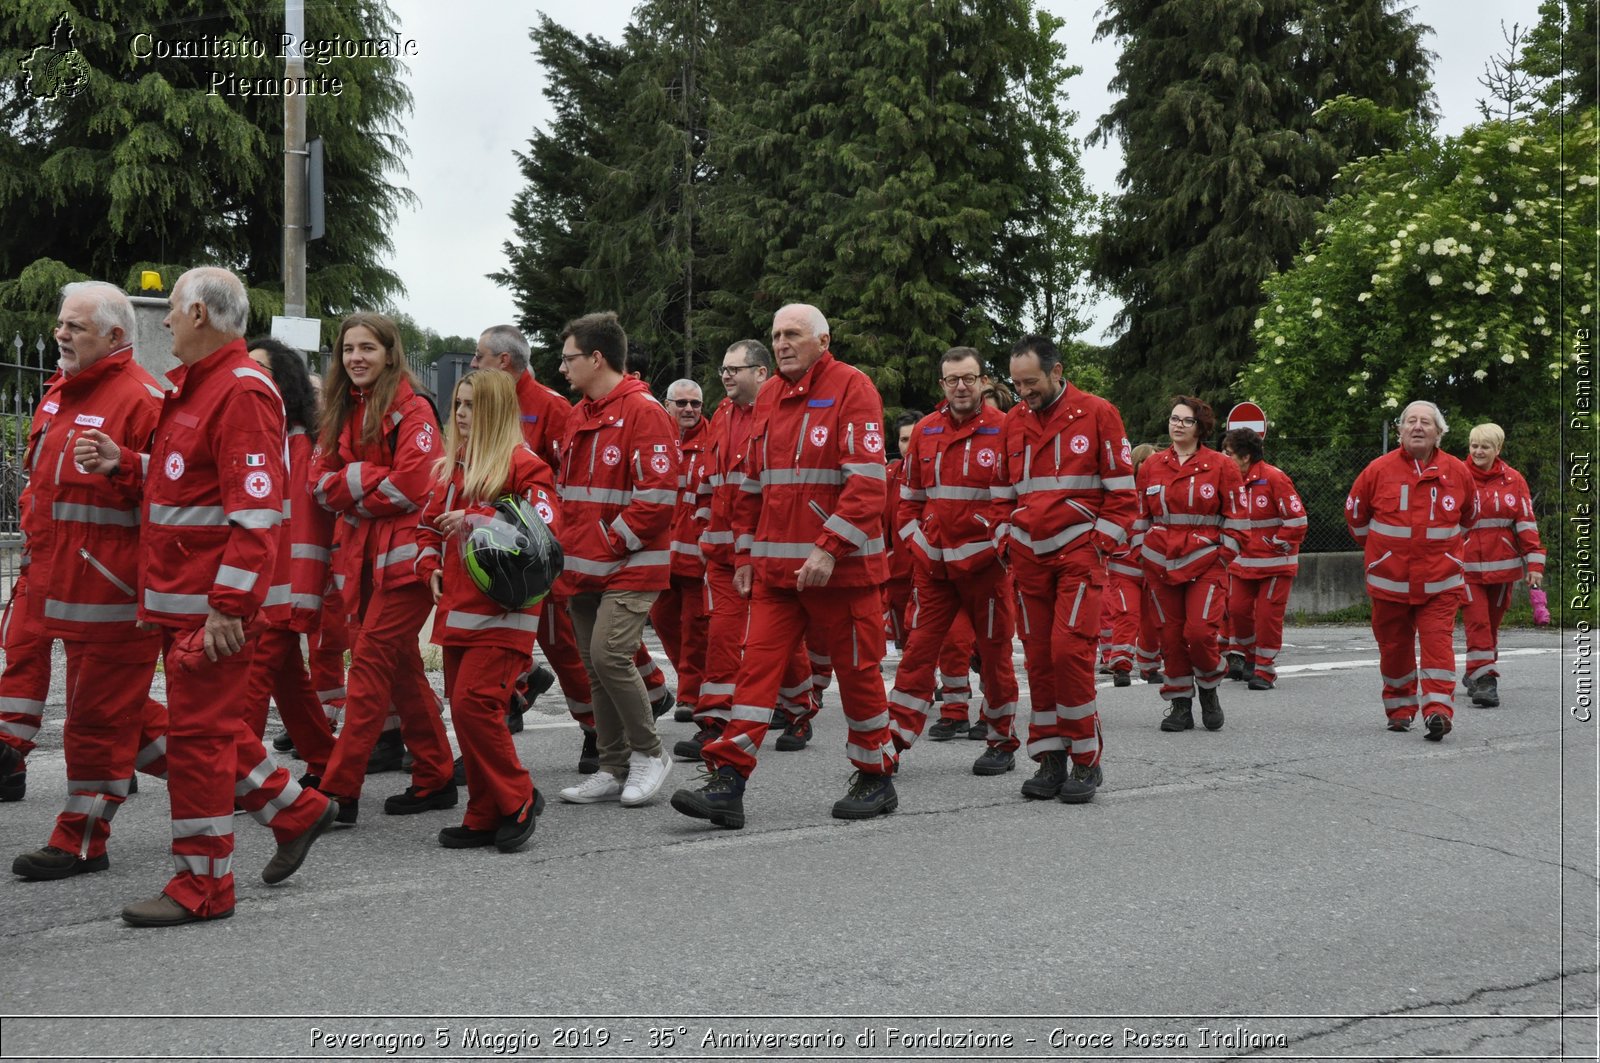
[
  {"x1": 416, "y1": 370, "x2": 559, "y2": 850},
  {"x1": 1221, "y1": 426, "x2": 1307, "y2": 691}
]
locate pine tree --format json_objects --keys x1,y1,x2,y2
[{"x1": 1091, "y1": 0, "x2": 1433, "y2": 436}]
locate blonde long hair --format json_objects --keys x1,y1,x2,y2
[
  {"x1": 320, "y1": 312, "x2": 424, "y2": 453},
  {"x1": 435, "y1": 370, "x2": 523, "y2": 502}
]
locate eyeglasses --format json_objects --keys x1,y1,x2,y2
[
  {"x1": 1168, "y1": 415, "x2": 1197, "y2": 427},
  {"x1": 670, "y1": 398, "x2": 703, "y2": 408},
  {"x1": 941, "y1": 374, "x2": 980, "y2": 388},
  {"x1": 559, "y1": 351, "x2": 596, "y2": 365},
  {"x1": 717, "y1": 364, "x2": 758, "y2": 377}
]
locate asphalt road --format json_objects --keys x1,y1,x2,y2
[{"x1": 0, "y1": 625, "x2": 1593, "y2": 1062}]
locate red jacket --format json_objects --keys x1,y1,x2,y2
[
  {"x1": 266, "y1": 427, "x2": 335, "y2": 634},
  {"x1": 733, "y1": 351, "x2": 888, "y2": 589},
  {"x1": 557, "y1": 375, "x2": 678, "y2": 593},
  {"x1": 1346, "y1": 447, "x2": 1480, "y2": 604},
  {"x1": 697, "y1": 398, "x2": 755, "y2": 570},
  {"x1": 1464, "y1": 457, "x2": 1544, "y2": 584},
  {"x1": 1136, "y1": 445, "x2": 1246, "y2": 585},
  {"x1": 21, "y1": 347, "x2": 164, "y2": 638},
  {"x1": 1227, "y1": 458, "x2": 1307, "y2": 579},
  {"x1": 896, "y1": 404, "x2": 1009, "y2": 581},
  {"x1": 416, "y1": 445, "x2": 560, "y2": 651},
  {"x1": 515, "y1": 370, "x2": 572, "y2": 475},
  {"x1": 111, "y1": 340, "x2": 287, "y2": 629},
  {"x1": 885, "y1": 458, "x2": 913, "y2": 583},
  {"x1": 992, "y1": 384, "x2": 1137, "y2": 573},
  {"x1": 312, "y1": 377, "x2": 441, "y2": 617},
  {"x1": 668, "y1": 415, "x2": 710, "y2": 579}
]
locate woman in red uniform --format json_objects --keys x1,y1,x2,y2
[
  {"x1": 417, "y1": 370, "x2": 558, "y2": 851},
  {"x1": 311, "y1": 314, "x2": 456, "y2": 824},
  {"x1": 1462, "y1": 422, "x2": 1545, "y2": 707},
  {"x1": 1136, "y1": 397, "x2": 1244, "y2": 732}
]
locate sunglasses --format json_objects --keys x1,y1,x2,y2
[{"x1": 671, "y1": 398, "x2": 703, "y2": 408}]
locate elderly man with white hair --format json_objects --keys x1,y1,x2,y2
[
  {"x1": 1345, "y1": 400, "x2": 1480, "y2": 740},
  {"x1": 651, "y1": 377, "x2": 711, "y2": 722}
]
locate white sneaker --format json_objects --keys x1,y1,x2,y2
[
  {"x1": 559, "y1": 771, "x2": 622, "y2": 804},
  {"x1": 619, "y1": 751, "x2": 671, "y2": 807}
]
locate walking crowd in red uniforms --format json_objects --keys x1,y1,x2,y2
[{"x1": 0, "y1": 273, "x2": 1546, "y2": 926}]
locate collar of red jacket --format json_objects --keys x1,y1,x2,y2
[
  {"x1": 772, "y1": 350, "x2": 836, "y2": 397},
  {"x1": 165, "y1": 338, "x2": 248, "y2": 397},
  {"x1": 49, "y1": 345, "x2": 136, "y2": 396},
  {"x1": 680, "y1": 414, "x2": 709, "y2": 449},
  {"x1": 932, "y1": 402, "x2": 1002, "y2": 439},
  {"x1": 1162, "y1": 443, "x2": 1222, "y2": 469},
  {"x1": 576, "y1": 373, "x2": 652, "y2": 422},
  {"x1": 1017, "y1": 379, "x2": 1087, "y2": 432},
  {"x1": 1469, "y1": 456, "x2": 1507, "y2": 482}
]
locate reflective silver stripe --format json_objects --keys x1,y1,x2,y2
[
  {"x1": 1366, "y1": 574, "x2": 1409, "y2": 594},
  {"x1": 991, "y1": 484, "x2": 1017, "y2": 501},
  {"x1": 1233, "y1": 554, "x2": 1298, "y2": 569},
  {"x1": 1280, "y1": 516, "x2": 1308, "y2": 528},
  {"x1": 376, "y1": 543, "x2": 418, "y2": 569},
  {"x1": 0, "y1": 696, "x2": 44, "y2": 715},
  {"x1": 560, "y1": 485, "x2": 632, "y2": 505},
  {"x1": 1526, "y1": 552, "x2": 1546, "y2": 565},
  {"x1": 215, "y1": 565, "x2": 258, "y2": 592},
  {"x1": 841, "y1": 463, "x2": 886, "y2": 480},
  {"x1": 50, "y1": 502, "x2": 138, "y2": 527},
  {"x1": 173, "y1": 853, "x2": 234, "y2": 878},
  {"x1": 138, "y1": 453, "x2": 150, "y2": 477},
  {"x1": 1398, "y1": 484, "x2": 1409, "y2": 510},
  {"x1": 1381, "y1": 670, "x2": 1417, "y2": 686},
  {"x1": 823, "y1": 513, "x2": 871, "y2": 550},
  {"x1": 66, "y1": 778, "x2": 131, "y2": 799},
  {"x1": 1012, "y1": 523, "x2": 1092, "y2": 553},
  {"x1": 749, "y1": 541, "x2": 816, "y2": 559},
  {"x1": 148, "y1": 504, "x2": 228, "y2": 527},
  {"x1": 292, "y1": 544, "x2": 331, "y2": 562},
  {"x1": 43, "y1": 600, "x2": 138, "y2": 624},
  {"x1": 669, "y1": 541, "x2": 703, "y2": 557},
  {"x1": 610, "y1": 515, "x2": 643, "y2": 551},
  {"x1": 1475, "y1": 517, "x2": 1513, "y2": 528},
  {"x1": 699, "y1": 682, "x2": 735, "y2": 697},
  {"x1": 1383, "y1": 695, "x2": 1418, "y2": 709},
  {"x1": 1419, "y1": 668, "x2": 1455, "y2": 681},
  {"x1": 730, "y1": 703, "x2": 774, "y2": 723},
  {"x1": 292, "y1": 593, "x2": 324, "y2": 610},
  {"x1": 1368, "y1": 519, "x2": 1410, "y2": 538},
  {"x1": 231, "y1": 508, "x2": 283, "y2": 529},
  {"x1": 445, "y1": 610, "x2": 540, "y2": 633},
  {"x1": 900, "y1": 484, "x2": 928, "y2": 501},
  {"x1": 1424, "y1": 574, "x2": 1464, "y2": 594},
  {"x1": 345, "y1": 463, "x2": 364, "y2": 503},
  {"x1": 764, "y1": 468, "x2": 845, "y2": 486},
  {"x1": 1057, "y1": 699, "x2": 1097, "y2": 721},
  {"x1": 1514, "y1": 521, "x2": 1539, "y2": 534},
  {"x1": 1350, "y1": 524, "x2": 1370, "y2": 538},
  {"x1": 1017, "y1": 474, "x2": 1101, "y2": 493},
  {"x1": 172, "y1": 815, "x2": 233, "y2": 838},
  {"x1": 1425, "y1": 524, "x2": 1461, "y2": 540},
  {"x1": 233, "y1": 365, "x2": 276, "y2": 391},
  {"x1": 845, "y1": 710, "x2": 890, "y2": 731},
  {"x1": 375, "y1": 477, "x2": 418, "y2": 513},
  {"x1": 1463, "y1": 558, "x2": 1525, "y2": 573},
  {"x1": 1102, "y1": 475, "x2": 1135, "y2": 491},
  {"x1": 235, "y1": 755, "x2": 275, "y2": 797},
  {"x1": 632, "y1": 488, "x2": 677, "y2": 505},
  {"x1": 701, "y1": 530, "x2": 734, "y2": 545},
  {"x1": 1243, "y1": 518, "x2": 1285, "y2": 529},
  {"x1": 262, "y1": 584, "x2": 291, "y2": 607},
  {"x1": 144, "y1": 590, "x2": 211, "y2": 614},
  {"x1": 734, "y1": 534, "x2": 754, "y2": 551},
  {"x1": 940, "y1": 538, "x2": 996, "y2": 563},
  {"x1": 1094, "y1": 518, "x2": 1126, "y2": 544},
  {"x1": 562, "y1": 550, "x2": 672, "y2": 576},
  {"x1": 1141, "y1": 542, "x2": 1218, "y2": 570},
  {"x1": 925, "y1": 485, "x2": 988, "y2": 502},
  {"x1": 1163, "y1": 513, "x2": 1223, "y2": 526}
]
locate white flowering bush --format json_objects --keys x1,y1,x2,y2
[{"x1": 1242, "y1": 108, "x2": 1596, "y2": 447}]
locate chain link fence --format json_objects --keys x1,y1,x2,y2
[
  {"x1": 0, "y1": 334, "x2": 57, "y2": 603},
  {"x1": 1266, "y1": 437, "x2": 1382, "y2": 554}
]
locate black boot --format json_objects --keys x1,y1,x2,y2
[
  {"x1": 1226, "y1": 653, "x2": 1245, "y2": 681},
  {"x1": 1160, "y1": 698, "x2": 1194, "y2": 732},
  {"x1": 1470, "y1": 676, "x2": 1499, "y2": 708},
  {"x1": 364, "y1": 729, "x2": 405, "y2": 774},
  {"x1": 670, "y1": 766, "x2": 746, "y2": 829},
  {"x1": 1198, "y1": 687, "x2": 1224, "y2": 731},
  {"x1": 1020, "y1": 751, "x2": 1068, "y2": 798}
]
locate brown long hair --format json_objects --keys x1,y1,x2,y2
[{"x1": 319, "y1": 313, "x2": 422, "y2": 452}]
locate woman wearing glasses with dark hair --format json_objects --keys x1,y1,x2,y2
[{"x1": 1134, "y1": 395, "x2": 1246, "y2": 733}]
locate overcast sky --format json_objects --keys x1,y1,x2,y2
[{"x1": 378, "y1": 0, "x2": 1543, "y2": 345}]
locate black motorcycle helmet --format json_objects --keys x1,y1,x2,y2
[{"x1": 462, "y1": 494, "x2": 563, "y2": 610}]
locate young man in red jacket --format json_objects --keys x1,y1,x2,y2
[
  {"x1": 672, "y1": 303, "x2": 897, "y2": 828},
  {"x1": 1347, "y1": 400, "x2": 1480, "y2": 739},
  {"x1": 76, "y1": 267, "x2": 336, "y2": 926},
  {"x1": 994, "y1": 335, "x2": 1137, "y2": 803},
  {"x1": 554, "y1": 312, "x2": 678, "y2": 807},
  {"x1": 8, "y1": 281, "x2": 170, "y2": 879}
]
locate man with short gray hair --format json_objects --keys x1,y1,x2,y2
[{"x1": 651, "y1": 377, "x2": 711, "y2": 723}]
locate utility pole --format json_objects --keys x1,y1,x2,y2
[{"x1": 283, "y1": 0, "x2": 308, "y2": 318}]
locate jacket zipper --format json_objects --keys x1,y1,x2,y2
[
  {"x1": 78, "y1": 547, "x2": 136, "y2": 597},
  {"x1": 54, "y1": 428, "x2": 77, "y2": 483},
  {"x1": 795, "y1": 413, "x2": 811, "y2": 462},
  {"x1": 962, "y1": 439, "x2": 971, "y2": 478},
  {"x1": 1429, "y1": 486, "x2": 1438, "y2": 523}
]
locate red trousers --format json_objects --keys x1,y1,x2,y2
[
  {"x1": 445, "y1": 645, "x2": 534, "y2": 829},
  {"x1": 1463, "y1": 581, "x2": 1514, "y2": 683},
  {"x1": 702, "y1": 582, "x2": 893, "y2": 778},
  {"x1": 1148, "y1": 569, "x2": 1227, "y2": 700},
  {"x1": 160, "y1": 627, "x2": 330, "y2": 916},
  {"x1": 538, "y1": 592, "x2": 594, "y2": 729},
  {"x1": 245, "y1": 629, "x2": 335, "y2": 774},
  {"x1": 697, "y1": 562, "x2": 810, "y2": 728},
  {"x1": 0, "y1": 576, "x2": 50, "y2": 760},
  {"x1": 48, "y1": 637, "x2": 167, "y2": 859},
  {"x1": 933, "y1": 613, "x2": 977, "y2": 722},
  {"x1": 1101, "y1": 571, "x2": 1142, "y2": 675},
  {"x1": 649, "y1": 574, "x2": 709, "y2": 708},
  {"x1": 320, "y1": 581, "x2": 453, "y2": 801},
  {"x1": 886, "y1": 577, "x2": 912, "y2": 645},
  {"x1": 1010, "y1": 554, "x2": 1103, "y2": 767},
  {"x1": 889, "y1": 567, "x2": 1019, "y2": 752},
  {"x1": 1371, "y1": 592, "x2": 1462, "y2": 723},
  {"x1": 1225, "y1": 573, "x2": 1294, "y2": 681},
  {"x1": 310, "y1": 610, "x2": 349, "y2": 726}
]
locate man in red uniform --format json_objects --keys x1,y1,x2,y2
[
  {"x1": 672, "y1": 341, "x2": 814, "y2": 762},
  {"x1": 8, "y1": 282, "x2": 170, "y2": 879},
  {"x1": 1221, "y1": 427, "x2": 1307, "y2": 691},
  {"x1": 993, "y1": 335, "x2": 1136, "y2": 803},
  {"x1": 672, "y1": 304, "x2": 897, "y2": 828},
  {"x1": 1346, "y1": 400, "x2": 1479, "y2": 740},
  {"x1": 887, "y1": 347, "x2": 1021, "y2": 776},
  {"x1": 553, "y1": 311, "x2": 678, "y2": 807},
  {"x1": 76, "y1": 267, "x2": 336, "y2": 926},
  {"x1": 652, "y1": 378, "x2": 711, "y2": 720},
  {"x1": 473, "y1": 325, "x2": 592, "y2": 758}
]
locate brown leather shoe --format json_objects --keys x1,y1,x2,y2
[
  {"x1": 13, "y1": 845, "x2": 109, "y2": 881},
  {"x1": 122, "y1": 894, "x2": 233, "y2": 927},
  {"x1": 262, "y1": 799, "x2": 339, "y2": 884}
]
